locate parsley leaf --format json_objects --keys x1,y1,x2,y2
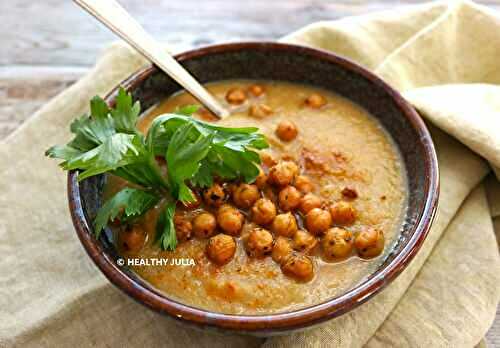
[
  {"x1": 46, "y1": 87, "x2": 269, "y2": 251},
  {"x1": 45, "y1": 88, "x2": 168, "y2": 189},
  {"x1": 155, "y1": 202, "x2": 177, "y2": 251},
  {"x1": 166, "y1": 123, "x2": 213, "y2": 203},
  {"x1": 94, "y1": 188, "x2": 160, "y2": 238},
  {"x1": 111, "y1": 88, "x2": 141, "y2": 133},
  {"x1": 175, "y1": 104, "x2": 200, "y2": 116},
  {"x1": 45, "y1": 145, "x2": 84, "y2": 161},
  {"x1": 60, "y1": 133, "x2": 145, "y2": 181},
  {"x1": 147, "y1": 114, "x2": 268, "y2": 191}
]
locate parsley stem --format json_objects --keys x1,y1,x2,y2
[{"x1": 147, "y1": 155, "x2": 170, "y2": 193}]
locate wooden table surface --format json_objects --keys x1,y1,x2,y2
[{"x1": 1, "y1": 0, "x2": 499, "y2": 346}]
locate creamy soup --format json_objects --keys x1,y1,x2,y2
[{"x1": 107, "y1": 80, "x2": 407, "y2": 314}]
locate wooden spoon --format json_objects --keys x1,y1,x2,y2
[{"x1": 74, "y1": 0, "x2": 230, "y2": 119}]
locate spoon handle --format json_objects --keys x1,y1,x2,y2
[{"x1": 74, "y1": 0, "x2": 229, "y2": 119}]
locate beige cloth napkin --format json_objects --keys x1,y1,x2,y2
[{"x1": 0, "y1": 0, "x2": 499, "y2": 347}]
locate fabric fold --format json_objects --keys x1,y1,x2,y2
[{"x1": 366, "y1": 184, "x2": 500, "y2": 347}]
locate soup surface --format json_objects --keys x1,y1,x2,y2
[{"x1": 107, "y1": 80, "x2": 407, "y2": 314}]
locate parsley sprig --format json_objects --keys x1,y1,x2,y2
[{"x1": 46, "y1": 88, "x2": 268, "y2": 250}]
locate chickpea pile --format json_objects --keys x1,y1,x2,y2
[
  {"x1": 120, "y1": 87, "x2": 386, "y2": 283},
  {"x1": 158, "y1": 155, "x2": 385, "y2": 282}
]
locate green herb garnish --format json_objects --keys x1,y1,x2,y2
[{"x1": 46, "y1": 88, "x2": 268, "y2": 250}]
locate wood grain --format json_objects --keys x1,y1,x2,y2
[
  {"x1": 0, "y1": 0, "x2": 499, "y2": 345},
  {"x1": 0, "y1": 66, "x2": 86, "y2": 138},
  {"x1": 1, "y1": 0, "x2": 499, "y2": 67}
]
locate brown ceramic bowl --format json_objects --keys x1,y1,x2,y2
[{"x1": 68, "y1": 42, "x2": 439, "y2": 336}]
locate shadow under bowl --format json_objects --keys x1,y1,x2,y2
[{"x1": 68, "y1": 42, "x2": 439, "y2": 336}]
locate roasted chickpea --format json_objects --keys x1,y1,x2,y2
[
  {"x1": 321, "y1": 227, "x2": 354, "y2": 259},
  {"x1": 260, "y1": 152, "x2": 277, "y2": 167},
  {"x1": 225, "y1": 88, "x2": 246, "y2": 104},
  {"x1": 262, "y1": 186, "x2": 278, "y2": 204},
  {"x1": 203, "y1": 183, "x2": 226, "y2": 207},
  {"x1": 268, "y1": 161, "x2": 299, "y2": 187},
  {"x1": 206, "y1": 234, "x2": 236, "y2": 265},
  {"x1": 255, "y1": 168, "x2": 268, "y2": 189},
  {"x1": 217, "y1": 203, "x2": 233, "y2": 214},
  {"x1": 155, "y1": 155, "x2": 166, "y2": 165},
  {"x1": 341, "y1": 186, "x2": 358, "y2": 199},
  {"x1": 173, "y1": 215, "x2": 193, "y2": 242},
  {"x1": 293, "y1": 230, "x2": 318, "y2": 254},
  {"x1": 305, "y1": 208, "x2": 332, "y2": 235},
  {"x1": 217, "y1": 204, "x2": 244, "y2": 236},
  {"x1": 245, "y1": 228, "x2": 274, "y2": 257},
  {"x1": 232, "y1": 183, "x2": 260, "y2": 209},
  {"x1": 294, "y1": 175, "x2": 314, "y2": 193},
  {"x1": 251, "y1": 198, "x2": 277, "y2": 225},
  {"x1": 299, "y1": 193, "x2": 322, "y2": 214},
  {"x1": 278, "y1": 185, "x2": 302, "y2": 211},
  {"x1": 196, "y1": 107, "x2": 218, "y2": 121},
  {"x1": 192, "y1": 212, "x2": 217, "y2": 238},
  {"x1": 181, "y1": 191, "x2": 202, "y2": 210},
  {"x1": 271, "y1": 212, "x2": 298, "y2": 237},
  {"x1": 355, "y1": 228, "x2": 385, "y2": 258},
  {"x1": 121, "y1": 225, "x2": 146, "y2": 252},
  {"x1": 330, "y1": 201, "x2": 357, "y2": 225},
  {"x1": 305, "y1": 93, "x2": 326, "y2": 108},
  {"x1": 272, "y1": 237, "x2": 293, "y2": 264},
  {"x1": 249, "y1": 104, "x2": 273, "y2": 118},
  {"x1": 110, "y1": 207, "x2": 125, "y2": 226},
  {"x1": 281, "y1": 254, "x2": 314, "y2": 281},
  {"x1": 275, "y1": 120, "x2": 298, "y2": 142},
  {"x1": 248, "y1": 84, "x2": 265, "y2": 97}
]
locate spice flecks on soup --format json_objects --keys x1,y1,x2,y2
[{"x1": 109, "y1": 80, "x2": 407, "y2": 314}]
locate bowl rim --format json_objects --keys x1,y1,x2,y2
[{"x1": 68, "y1": 41, "x2": 439, "y2": 333}]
